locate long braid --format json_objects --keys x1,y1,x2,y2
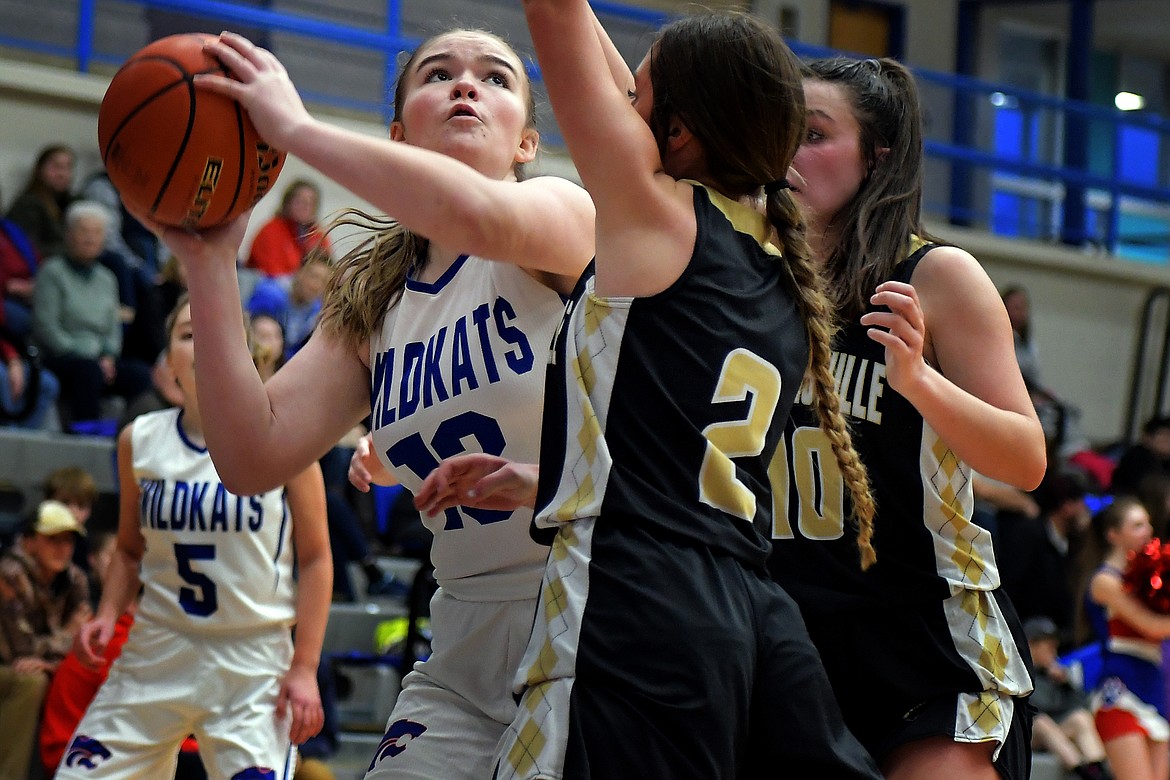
[{"x1": 766, "y1": 189, "x2": 877, "y2": 569}]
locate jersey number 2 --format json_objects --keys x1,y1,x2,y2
[
  {"x1": 699, "y1": 349, "x2": 781, "y2": 522},
  {"x1": 175, "y1": 543, "x2": 219, "y2": 616}
]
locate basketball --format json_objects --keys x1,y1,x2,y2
[{"x1": 98, "y1": 33, "x2": 285, "y2": 229}]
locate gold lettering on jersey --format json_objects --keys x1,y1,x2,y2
[
  {"x1": 182, "y1": 158, "x2": 223, "y2": 227},
  {"x1": 798, "y1": 350, "x2": 886, "y2": 424}
]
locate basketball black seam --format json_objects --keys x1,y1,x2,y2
[
  {"x1": 152, "y1": 71, "x2": 200, "y2": 214},
  {"x1": 224, "y1": 101, "x2": 246, "y2": 223}
]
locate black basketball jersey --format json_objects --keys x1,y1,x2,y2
[
  {"x1": 767, "y1": 238, "x2": 1032, "y2": 707},
  {"x1": 534, "y1": 184, "x2": 810, "y2": 567}
]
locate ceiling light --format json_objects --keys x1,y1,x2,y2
[{"x1": 1115, "y1": 91, "x2": 1145, "y2": 111}]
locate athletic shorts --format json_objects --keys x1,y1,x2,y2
[
  {"x1": 364, "y1": 589, "x2": 539, "y2": 780},
  {"x1": 493, "y1": 518, "x2": 882, "y2": 780},
  {"x1": 55, "y1": 620, "x2": 295, "y2": 780},
  {"x1": 870, "y1": 692, "x2": 1033, "y2": 780}
]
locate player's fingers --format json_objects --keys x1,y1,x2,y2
[{"x1": 193, "y1": 72, "x2": 246, "y2": 102}]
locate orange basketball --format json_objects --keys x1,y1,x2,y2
[{"x1": 98, "y1": 33, "x2": 285, "y2": 229}]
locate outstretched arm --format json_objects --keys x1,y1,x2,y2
[
  {"x1": 200, "y1": 33, "x2": 592, "y2": 282},
  {"x1": 149, "y1": 215, "x2": 370, "y2": 494},
  {"x1": 523, "y1": 0, "x2": 696, "y2": 297}
]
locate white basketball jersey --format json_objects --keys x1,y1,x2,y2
[
  {"x1": 130, "y1": 408, "x2": 296, "y2": 633},
  {"x1": 368, "y1": 255, "x2": 564, "y2": 599}
]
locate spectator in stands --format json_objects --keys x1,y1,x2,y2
[
  {"x1": 0, "y1": 500, "x2": 91, "y2": 780},
  {"x1": 1111, "y1": 415, "x2": 1170, "y2": 498},
  {"x1": 118, "y1": 350, "x2": 186, "y2": 435},
  {"x1": 247, "y1": 253, "x2": 330, "y2": 360},
  {"x1": 0, "y1": 324, "x2": 60, "y2": 431},
  {"x1": 248, "y1": 311, "x2": 285, "y2": 382},
  {"x1": 1004, "y1": 285, "x2": 1044, "y2": 392},
  {"x1": 0, "y1": 201, "x2": 39, "y2": 340},
  {"x1": 43, "y1": 465, "x2": 101, "y2": 583},
  {"x1": 81, "y1": 169, "x2": 161, "y2": 277},
  {"x1": 998, "y1": 467, "x2": 1090, "y2": 650},
  {"x1": 1025, "y1": 616, "x2": 1114, "y2": 780},
  {"x1": 38, "y1": 530, "x2": 124, "y2": 775},
  {"x1": 32, "y1": 200, "x2": 152, "y2": 426},
  {"x1": 155, "y1": 254, "x2": 187, "y2": 321},
  {"x1": 246, "y1": 179, "x2": 332, "y2": 281},
  {"x1": 6, "y1": 143, "x2": 75, "y2": 260}
]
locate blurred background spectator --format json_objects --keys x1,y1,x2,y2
[
  {"x1": 32, "y1": 201, "x2": 151, "y2": 427},
  {"x1": 5, "y1": 144, "x2": 75, "y2": 260}
]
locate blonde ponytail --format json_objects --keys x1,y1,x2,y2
[{"x1": 316, "y1": 210, "x2": 428, "y2": 346}]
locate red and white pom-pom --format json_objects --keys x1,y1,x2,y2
[{"x1": 1124, "y1": 539, "x2": 1170, "y2": 614}]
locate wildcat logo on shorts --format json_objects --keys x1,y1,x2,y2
[
  {"x1": 64, "y1": 735, "x2": 112, "y2": 769},
  {"x1": 368, "y1": 719, "x2": 427, "y2": 769},
  {"x1": 230, "y1": 768, "x2": 275, "y2": 780}
]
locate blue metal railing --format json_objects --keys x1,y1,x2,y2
[{"x1": 4, "y1": 0, "x2": 1169, "y2": 261}]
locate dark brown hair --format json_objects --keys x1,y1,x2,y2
[
  {"x1": 651, "y1": 13, "x2": 875, "y2": 567},
  {"x1": 804, "y1": 57, "x2": 931, "y2": 320}
]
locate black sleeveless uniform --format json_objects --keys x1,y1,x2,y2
[
  {"x1": 493, "y1": 184, "x2": 881, "y2": 780},
  {"x1": 768, "y1": 239, "x2": 1035, "y2": 778}
]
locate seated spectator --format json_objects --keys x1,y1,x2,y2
[
  {"x1": 0, "y1": 208, "x2": 39, "y2": 339},
  {"x1": 32, "y1": 200, "x2": 152, "y2": 426},
  {"x1": 248, "y1": 253, "x2": 330, "y2": 360},
  {"x1": 5, "y1": 144, "x2": 75, "y2": 260},
  {"x1": 155, "y1": 254, "x2": 187, "y2": 320},
  {"x1": 998, "y1": 466, "x2": 1090, "y2": 650},
  {"x1": 248, "y1": 312, "x2": 286, "y2": 382},
  {"x1": 246, "y1": 179, "x2": 332, "y2": 280},
  {"x1": 81, "y1": 169, "x2": 161, "y2": 277},
  {"x1": 0, "y1": 325, "x2": 59, "y2": 431},
  {"x1": 38, "y1": 530, "x2": 124, "y2": 775},
  {"x1": 0, "y1": 500, "x2": 91, "y2": 779},
  {"x1": 118, "y1": 350, "x2": 184, "y2": 433},
  {"x1": 43, "y1": 465, "x2": 100, "y2": 578},
  {"x1": 1026, "y1": 616, "x2": 1114, "y2": 780},
  {"x1": 1111, "y1": 415, "x2": 1170, "y2": 497}
]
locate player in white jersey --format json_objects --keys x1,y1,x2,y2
[
  {"x1": 140, "y1": 22, "x2": 614, "y2": 780},
  {"x1": 57, "y1": 296, "x2": 331, "y2": 780}
]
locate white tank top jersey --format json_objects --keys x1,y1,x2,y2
[
  {"x1": 130, "y1": 407, "x2": 296, "y2": 633},
  {"x1": 368, "y1": 254, "x2": 566, "y2": 601}
]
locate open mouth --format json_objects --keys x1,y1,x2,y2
[{"x1": 449, "y1": 104, "x2": 480, "y2": 120}]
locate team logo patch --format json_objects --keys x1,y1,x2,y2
[
  {"x1": 230, "y1": 768, "x2": 275, "y2": 780},
  {"x1": 368, "y1": 719, "x2": 427, "y2": 770},
  {"x1": 64, "y1": 735, "x2": 112, "y2": 769}
]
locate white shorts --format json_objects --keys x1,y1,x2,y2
[
  {"x1": 55, "y1": 620, "x2": 296, "y2": 780},
  {"x1": 364, "y1": 588, "x2": 538, "y2": 780}
]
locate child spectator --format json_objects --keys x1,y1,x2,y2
[{"x1": 1026, "y1": 616, "x2": 1114, "y2": 779}]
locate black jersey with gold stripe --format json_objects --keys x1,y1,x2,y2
[
  {"x1": 533, "y1": 183, "x2": 810, "y2": 567},
  {"x1": 767, "y1": 239, "x2": 1032, "y2": 707}
]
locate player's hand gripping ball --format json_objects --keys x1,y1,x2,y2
[{"x1": 98, "y1": 33, "x2": 285, "y2": 229}]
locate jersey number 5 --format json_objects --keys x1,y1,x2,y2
[
  {"x1": 699, "y1": 349, "x2": 781, "y2": 523},
  {"x1": 175, "y1": 543, "x2": 219, "y2": 616}
]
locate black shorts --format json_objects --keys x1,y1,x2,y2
[
  {"x1": 875, "y1": 694, "x2": 1034, "y2": 780},
  {"x1": 499, "y1": 518, "x2": 882, "y2": 780}
]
